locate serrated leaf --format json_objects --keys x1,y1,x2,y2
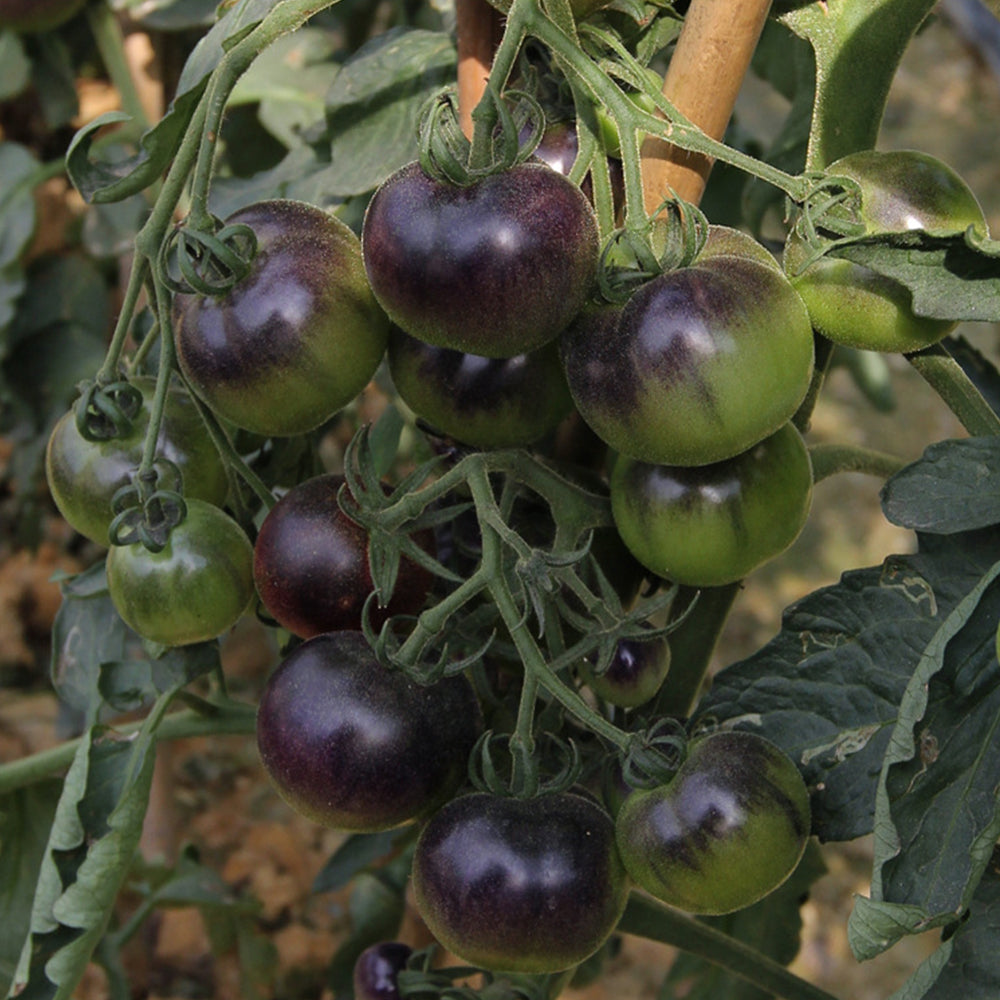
[
  {"x1": 847, "y1": 564, "x2": 1000, "y2": 960},
  {"x1": 830, "y1": 229, "x2": 1000, "y2": 323},
  {"x1": 323, "y1": 28, "x2": 456, "y2": 196},
  {"x1": 691, "y1": 528, "x2": 1000, "y2": 842},
  {"x1": 881, "y1": 438, "x2": 1000, "y2": 534},
  {"x1": 0, "y1": 781, "x2": 62, "y2": 998}
]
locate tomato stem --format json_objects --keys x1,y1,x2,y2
[
  {"x1": 907, "y1": 344, "x2": 1000, "y2": 438},
  {"x1": 809, "y1": 443, "x2": 907, "y2": 483}
]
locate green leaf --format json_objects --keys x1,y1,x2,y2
[
  {"x1": 830, "y1": 229, "x2": 1000, "y2": 323},
  {"x1": 0, "y1": 781, "x2": 62, "y2": 998},
  {"x1": 691, "y1": 528, "x2": 1000, "y2": 842},
  {"x1": 847, "y1": 563, "x2": 1000, "y2": 960},
  {"x1": 8, "y1": 704, "x2": 168, "y2": 1000},
  {"x1": 0, "y1": 142, "x2": 40, "y2": 271},
  {"x1": 946, "y1": 336, "x2": 1000, "y2": 418},
  {"x1": 881, "y1": 438, "x2": 1000, "y2": 534},
  {"x1": 0, "y1": 32, "x2": 30, "y2": 101},
  {"x1": 311, "y1": 830, "x2": 399, "y2": 894},
  {"x1": 322, "y1": 28, "x2": 457, "y2": 197},
  {"x1": 663, "y1": 842, "x2": 827, "y2": 1000},
  {"x1": 109, "y1": 0, "x2": 217, "y2": 30},
  {"x1": 29, "y1": 34, "x2": 78, "y2": 129}
]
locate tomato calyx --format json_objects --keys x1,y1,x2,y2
[
  {"x1": 158, "y1": 215, "x2": 259, "y2": 295},
  {"x1": 74, "y1": 379, "x2": 143, "y2": 441},
  {"x1": 619, "y1": 717, "x2": 689, "y2": 790},
  {"x1": 470, "y1": 730, "x2": 583, "y2": 800},
  {"x1": 108, "y1": 471, "x2": 188, "y2": 552}
]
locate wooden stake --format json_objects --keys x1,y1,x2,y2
[
  {"x1": 641, "y1": 0, "x2": 772, "y2": 211},
  {"x1": 457, "y1": 0, "x2": 504, "y2": 139}
]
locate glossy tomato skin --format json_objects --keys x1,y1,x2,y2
[
  {"x1": 253, "y1": 473, "x2": 435, "y2": 638},
  {"x1": 46, "y1": 378, "x2": 228, "y2": 547},
  {"x1": 561, "y1": 255, "x2": 814, "y2": 467},
  {"x1": 352, "y1": 942, "x2": 412, "y2": 1000},
  {"x1": 412, "y1": 791, "x2": 627, "y2": 974},
  {"x1": 0, "y1": 0, "x2": 86, "y2": 31},
  {"x1": 581, "y1": 633, "x2": 671, "y2": 708},
  {"x1": 785, "y1": 150, "x2": 987, "y2": 353},
  {"x1": 174, "y1": 200, "x2": 388, "y2": 437},
  {"x1": 616, "y1": 731, "x2": 811, "y2": 914},
  {"x1": 106, "y1": 499, "x2": 254, "y2": 646},
  {"x1": 362, "y1": 161, "x2": 599, "y2": 358},
  {"x1": 387, "y1": 327, "x2": 573, "y2": 449},
  {"x1": 610, "y1": 421, "x2": 813, "y2": 587},
  {"x1": 256, "y1": 631, "x2": 482, "y2": 832}
]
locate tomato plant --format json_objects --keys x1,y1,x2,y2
[
  {"x1": 615, "y1": 731, "x2": 811, "y2": 914},
  {"x1": 412, "y1": 791, "x2": 628, "y2": 974},
  {"x1": 256, "y1": 631, "x2": 482, "y2": 832},
  {"x1": 0, "y1": 0, "x2": 86, "y2": 31}
]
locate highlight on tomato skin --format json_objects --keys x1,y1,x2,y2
[
  {"x1": 615, "y1": 730, "x2": 812, "y2": 915},
  {"x1": 352, "y1": 942, "x2": 412, "y2": 1000}
]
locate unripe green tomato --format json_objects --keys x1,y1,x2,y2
[
  {"x1": 595, "y1": 70, "x2": 662, "y2": 158},
  {"x1": 46, "y1": 378, "x2": 228, "y2": 547},
  {"x1": 695, "y1": 225, "x2": 782, "y2": 271},
  {"x1": 106, "y1": 500, "x2": 254, "y2": 646},
  {"x1": 615, "y1": 730, "x2": 811, "y2": 914},
  {"x1": 0, "y1": 0, "x2": 86, "y2": 32},
  {"x1": 785, "y1": 149, "x2": 988, "y2": 353},
  {"x1": 609, "y1": 422, "x2": 813, "y2": 587}
]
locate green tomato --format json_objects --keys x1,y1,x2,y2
[
  {"x1": 785, "y1": 149, "x2": 988, "y2": 353},
  {"x1": 595, "y1": 71, "x2": 662, "y2": 158},
  {"x1": 609, "y1": 422, "x2": 813, "y2": 587},
  {"x1": 615, "y1": 730, "x2": 811, "y2": 914},
  {"x1": 106, "y1": 500, "x2": 254, "y2": 646},
  {"x1": 46, "y1": 378, "x2": 228, "y2": 547}
]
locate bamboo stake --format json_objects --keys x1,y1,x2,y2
[
  {"x1": 457, "y1": 0, "x2": 504, "y2": 138},
  {"x1": 641, "y1": 0, "x2": 772, "y2": 211}
]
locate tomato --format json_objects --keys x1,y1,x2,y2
[
  {"x1": 0, "y1": 0, "x2": 86, "y2": 31},
  {"x1": 387, "y1": 328, "x2": 573, "y2": 449},
  {"x1": 253, "y1": 472, "x2": 435, "y2": 638},
  {"x1": 46, "y1": 377, "x2": 228, "y2": 547},
  {"x1": 361, "y1": 161, "x2": 600, "y2": 358},
  {"x1": 610, "y1": 421, "x2": 813, "y2": 587},
  {"x1": 256, "y1": 631, "x2": 482, "y2": 832},
  {"x1": 560, "y1": 254, "x2": 814, "y2": 467},
  {"x1": 696, "y1": 225, "x2": 782, "y2": 271},
  {"x1": 106, "y1": 499, "x2": 254, "y2": 646},
  {"x1": 615, "y1": 730, "x2": 811, "y2": 914},
  {"x1": 174, "y1": 200, "x2": 388, "y2": 437},
  {"x1": 412, "y1": 791, "x2": 627, "y2": 973},
  {"x1": 352, "y1": 942, "x2": 411, "y2": 1000},
  {"x1": 581, "y1": 632, "x2": 671, "y2": 708},
  {"x1": 785, "y1": 149, "x2": 988, "y2": 353}
]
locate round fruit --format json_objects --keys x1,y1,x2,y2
[
  {"x1": 46, "y1": 377, "x2": 228, "y2": 547},
  {"x1": 615, "y1": 730, "x2": 811, "y2": 914},
  {"x1": 560, "y1": 254, "x2": 814, "y2": 466},
  {"x1": 387, "y1": 328, "x2": 573, "y2": 448},
  {"x1": 106, "y1": 499, "x2": 254, "y2": 646},
  {"x1": 174, "y1": 200, "x2": 389, "y2": 437},
  {"x1": 353, "y1": 942, "x2": 412, "y2": 1000},
  {"x1": 695, "y1": 225, "x2": 782, "y2": 271},
  {"x1": 0, "y1": 0, "x2": 86, "y2": 32},
  {"x1": 785, "y1": 149, "x2": 988, "y2": 353},
  {"x1": 581, "y1": 633, "x2": 671, "y2": 708},
  {"x1": 610, "y1": 421, "x2": 813, "y2": 587},
  {"x1": 412, "y1": 791, "x2": 627, "y2": 973},
  {"x1": 362, "y1": 161, "x2": 599, "y2": 358},
  {"x1": 253, "y1": 472, "x2": 435, "y2": 638},
  {"x1": 256, "y1": 631, "x2": 482, "y2": 832}
]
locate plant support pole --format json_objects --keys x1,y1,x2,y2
[
  {"x1": 457, "y1": 0, "x2": 503, "y2": 137},
  {"x1": 641, "y1": 0, "x2": 772, "y2": 210}
]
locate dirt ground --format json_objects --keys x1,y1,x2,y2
[{"x1": 2, "y1": 8, "x2": 1000, "y2": 1000}]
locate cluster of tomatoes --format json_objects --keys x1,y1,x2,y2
[{"x1": 42, "y1": 133, "x2": 987, "y2": 987}]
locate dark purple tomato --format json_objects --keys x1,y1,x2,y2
[
  {"x1": 46, "y1": 377, "x2": 228, "y2": 547},
  {"x1": 412, "y1": 791, "x2": 627, "y2": 973},
  {"x1": 615, "y1": 731, "x2": 811, "y2": 914},
  {"x1": 361, "y1": 161, "x2": 599, "y2": 358},
  {"x1": 581, "y1": 633, "x2": 671, "y2": 708},
  {"x1": 174, "y1": 200, "x2": 388, "y2": 437},
  {"x1": 560, "y1": 255, "x2": 814, "y2": 466},
  {"x1": 253, "y1": 473, "x2": 435, "y2": 638},
  {"x1": 0, "y1": 0, "x2": 86, "y2": 31},
  {"x1": 256, "y1": 631, "x2": 482, "y2": 831},
  {"x1": 387, "y1": 327, "x2": 573, "y2": 449},
  {"x1": 352, "y1": 942, "x2": 412, "y2": 1000}
]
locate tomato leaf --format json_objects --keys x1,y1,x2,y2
[
  {"x1": 828, "y1": 229, "x2": 1000, "y2": 322},
  {"x1": 847, "y1": 563, "x2": 1000, "y2": 961},
  {"x1": 691, "y1": 527, "x2": 1000, "y2": 842},
  {"x1": 880, "y1": 438, "x2": 1000, "y2": 534},
  {"x1": 311, "y1": 831, "x2": 399, "y2": 894},
  {"x1": 322, "y1": 28, "x2": 457, "y2": 197}
]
